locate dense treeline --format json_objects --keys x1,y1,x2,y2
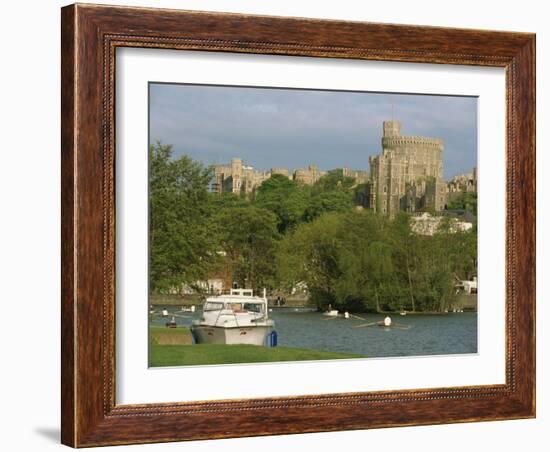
[
  {"x1": 447, "y1": 192, "x2": 477, "y2": 215},
  {"x1": 150, "y1": 143, "x2": 477, "y2": 313}
]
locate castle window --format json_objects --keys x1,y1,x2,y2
[{"x1": 383, "y1": 186, "x2": 387, "y2": 193}]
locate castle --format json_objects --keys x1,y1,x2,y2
[
  {"x1": 212, "y1": 159, "x2": 370, "y2": 195},
  {"x1": 212, "y1": 159, "x2": 327, "y2": 194},
  {"x1": 447, "y1": 167, "x2": 477, "y2": 204},
  {"x1": 212, "y1": 120, "x2": 475, "y2": 218},
  {"x1": 364, "y1": 121, "x2": 447, "y2": 218},
  {"x1": 212, "y1": 158, "x2": 271, "y2": 194}
]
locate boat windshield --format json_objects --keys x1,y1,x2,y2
[
  {"x1": 226, "y1": 303, "x2": 264, "y2": 313},
  {"x1": 243, "y1": 303, "x2": 263, "y2": 313},
  {"x1": 203, "y1": 301, "x2": 224, "y2": 311}
]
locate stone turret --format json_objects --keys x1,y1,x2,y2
[{"x1": 383, "y1": 120, "x2": 401, "y2": 137}]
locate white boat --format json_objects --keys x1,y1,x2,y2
[
  {"x1": 323, "y1": 310, "x2": 339, "y2": 317},
  {"x1": 323, "y1": 304, "x2": 339, "y2": 317},
  {"x1": 191, "y1": 289, "x2": 274, "y2": 346}
]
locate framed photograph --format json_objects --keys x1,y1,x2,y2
[{"x1": 61, "y1": 3, "x2": 535, "y2": 447}]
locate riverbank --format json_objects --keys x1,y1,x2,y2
[
  {"x1": 149, "y1": 293, "x2": 313, "y2": 308},
  {"x1": 149, "y1": 343, "x2": 364, "y2": 366},
  {"x1": 150, "y1": 294, "x2": 202, "y2": 306},
  {"x1": 150, "y1": 326, "x2": 193, "y2": 345},
  {"x1": 149, "y1": 326, "x2": 364, "y2": 366},
  {"x1": 149, "y1": 293, "x2": 476, "y2": 312}
]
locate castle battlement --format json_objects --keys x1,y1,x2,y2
[{"x1": 382, "y1": 136, "x2": 443, "y2": 148}]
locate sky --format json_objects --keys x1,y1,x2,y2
[{"x1": 149, "y1": 83, "x2": 477, "y2": 180}]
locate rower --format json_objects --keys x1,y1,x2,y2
[{"x1": 384, "y1": 316, "x2": 392, "y2": 327}]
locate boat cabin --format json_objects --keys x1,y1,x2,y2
[
  {"x1": 192, "y1": 288, "x2": 275, "y2": 345},
  {"x1": 200, "y1": 288, "x2": 269, "y2": 326}
]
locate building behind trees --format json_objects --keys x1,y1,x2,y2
[{"x1": 212, "y1": 120, "x2": 476, "y2": 219}]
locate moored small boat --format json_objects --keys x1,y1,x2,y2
[
  {"x1": 323, "y1": 304, "x2": 339, "y2": 317},
  {"x1": 323, "y1": 310, "x2": 339, "y2": 317}
]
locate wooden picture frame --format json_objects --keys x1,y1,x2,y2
[{"x1": 61, "y1": 3, "x2": 535, "y2": 447}]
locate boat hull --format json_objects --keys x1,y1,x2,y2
[
  {"x1": 323, "y1": 310, "x2": 339, "y2": 317},
  {"x1": 191, "y1": 325, "x2": 272, "y2": 346}
]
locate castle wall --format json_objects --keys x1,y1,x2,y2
[
  {"x1": 293, "y1": 165, "x2": 326, "y2": 185},
  {"x1": 213, "y1": 160, "x2": 329, "y2": 195}
]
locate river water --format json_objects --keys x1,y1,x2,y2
[{"x1": 150, "y1": 307, "x2": 477, "y2": 358}]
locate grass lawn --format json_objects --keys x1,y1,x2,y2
[
  {"x1": 149, "y1": 326, "x2": 193, "y2": 345},
  {"x1": 149, "y1": 342, "x2": 364, "y2": 367}
]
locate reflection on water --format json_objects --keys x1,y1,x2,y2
[{"x1": 149, "y1": 307, "x2": 477, "y2": 358}]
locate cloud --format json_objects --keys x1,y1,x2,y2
[{"x1": 149, "y1": 83, "x2": 477, "y2": 179}]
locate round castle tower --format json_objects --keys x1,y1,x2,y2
[{"x1": 369, "y1": 121, "x2": 446, "y2": 217}]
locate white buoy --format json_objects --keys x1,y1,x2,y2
[
  {"x1": 344, "y1": 311, "x2": 350, "y2": 319},
  {"x1": 384, "y1": 316, "x2": 392, "y2": 327}
]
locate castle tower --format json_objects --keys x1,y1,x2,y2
[
  {"x1": 369, "y1": 120, "x2": 446, "y2": 217},
  {"x1": 383, "y1": 120, "x2": 401, "y2": 137},
  {"x1": 231, "y1": 158, "x2": 243, "y2": 174},
  {"x1": 229, "y1": 158, "x2": 243, "y2": 193}
]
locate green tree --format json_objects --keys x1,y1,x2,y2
[
  {"x1": 385, "y1": 213, "x2": 418, "y2": 312},
  {"x1": 312, "y1": 169, "x2": 356, "y2": 193},
  {"x1": 303, "y1": 190, "x2": 354, "y2": 222},
  {"x1": 215, "y1": 206, "x2": 280, "y2": 290},
  {"x1": 276, "y1": 208, "x2": 477, "y2": 313},
  {"x1": 149, "y1": 142, "x2": 219, "y2": 293},
  {"x1": 208, "y1": 192, "x2": 249, "y2": 211},
  {"x1": 447, "y1": 192, "x2": 477, "y2": 214},
  {"x1": 276, "y1": 211, "x2": 386, "y2": 311},
  {"x1": 418, "y1": 234, "x2": 456, "y2": 311},
  {"x1": 255, "y1": 174, "x2": 309, "y2": 233},
  {"x1": 276, "y1": 213, "x2": 342, "y2": 307}
]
